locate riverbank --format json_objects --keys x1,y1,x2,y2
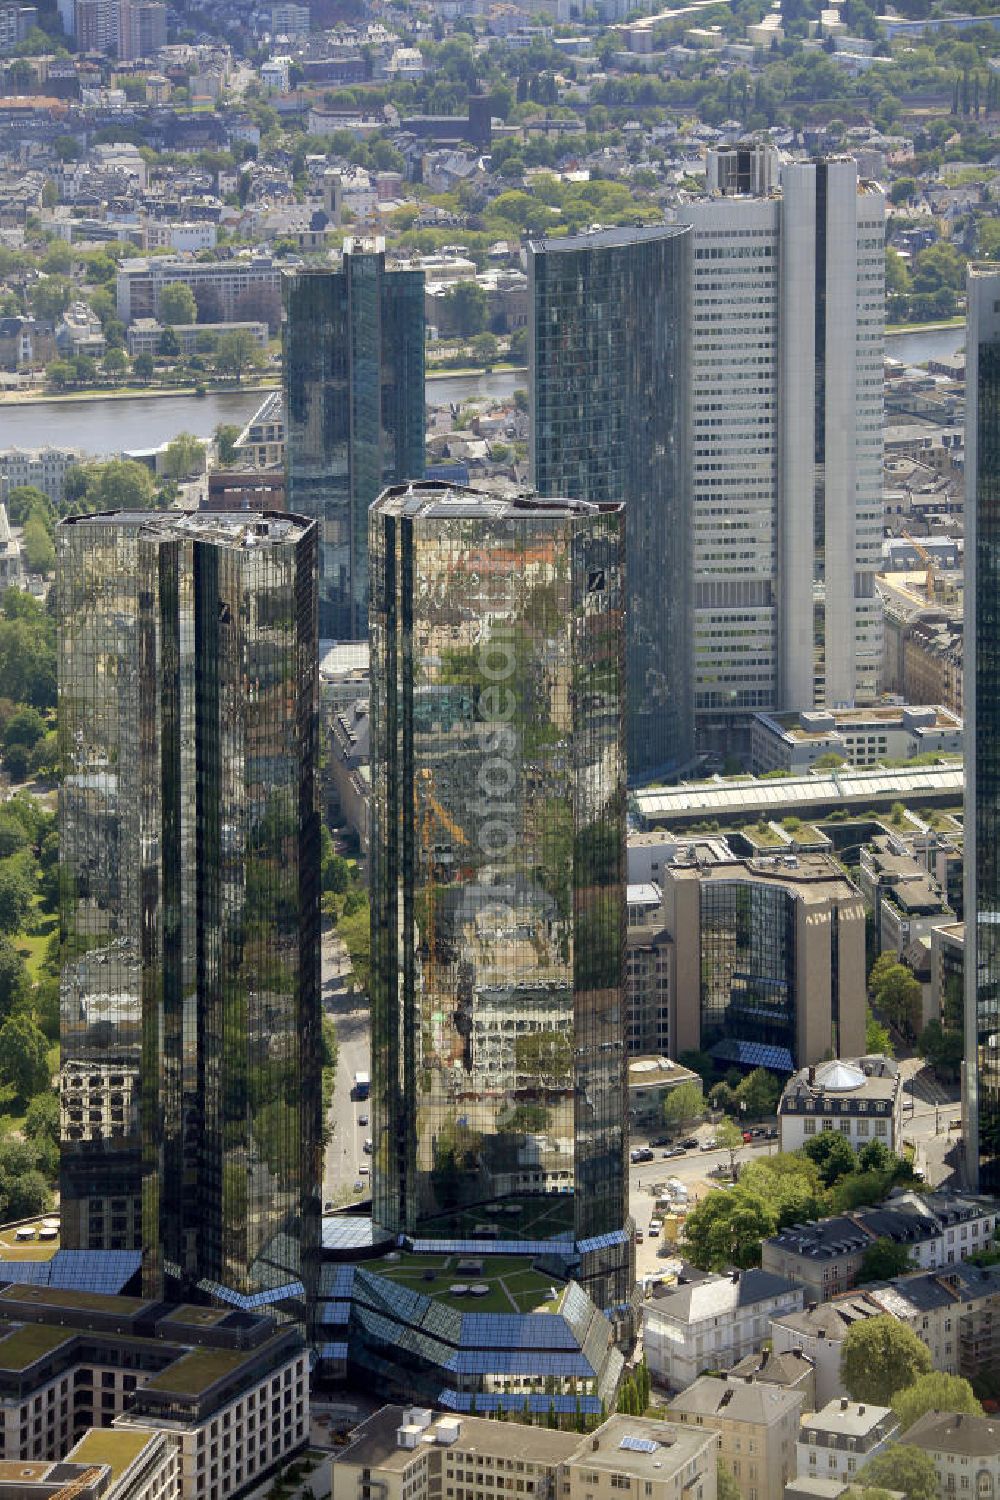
[
  {"x1": 886, "y1": 317, "x2": 965, "y2": 335},
  {"x1": 0, "y1": 380, "x2": 278, "y2": 408}
]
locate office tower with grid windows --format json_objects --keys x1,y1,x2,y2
[
  {"x1": 369, "y1": 483, "x2": 631, "y2": 1312},
  {"x1": 965, "y1": 267, "x2": 1000, "y2": 1191},
  {"x1": 57, "y1": 511, "x2": 321, "y2": 1316},
  {"x1": 527, "y1": 224, "x2": 691, "y2": 783},
  {"x1": 675, "y1": 147, "x2": 886, "y2": 752},
  {"x1": 283, "y1": 241, "x2": 425, "y2": 641}
]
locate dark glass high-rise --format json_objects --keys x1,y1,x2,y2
[
  {"x1": 283, "y1": 240, "x2": 425, "y2": 640},
  {"x1": 966, "y1": 267, "x2": 1000, "y2": 1190},
  {"x1": 527, "y1": 225, "x2": 691, "y2": 782},
  {"x1": 369, "y1": 483, "x2": 631, "y2": 1308},
  {"x1": 57, "y1": 511, "x2": 321, "y2": 1315}
]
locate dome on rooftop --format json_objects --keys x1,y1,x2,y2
[{"x1": 814, "y1": 1060, "x2": 866, "y2": 1092}]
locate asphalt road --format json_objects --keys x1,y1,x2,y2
[{"x1": 322, "y1": 926, "x2": 372, "y2": 1208}]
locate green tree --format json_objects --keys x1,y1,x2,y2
[
  {"x1": 737, "y1": 1067, "x2": 781, "y2": 1119},
  {"x1": 0, "y1": 937, "x2": 27, "y2": 1022},
  {"x1": 87, "y1": 459, "x2": 156, "y2": 511},
  {"x1": 4, "y1": 707, "x2": 45, "y2": 756},
  {"x1": 918, "y1": 1018, "x2": 963, "y2": 1080},
  {"x1": 157, "y1": 325, "x2": 181, "y2": 357},
  {"x1": 158, "y1": 281, "x2": 198, "y2": 324},
  {"x1": 471, "y1": 331, "x2": 499, "y2": 366},
  {"x1": 22, "y1": 516, "x2": 54, "y2": 574},
  {"x1": 161, "y1": 433, "x2": 204, "y2": 481},
  {"x1": 866, "y1": 1007, "x2": 894, "y2": 1057},
  {"x1": 857, "y1": 1236, "x2": 915, "y2": 1284},
  {"x1": 716, "y1": 1116, "x2": 745, "y2": 1178},
  {"x1": 890, "y1": 176, "x2": 917, "y2": 204},
  {"x1": 873, "y1": 963, "x2": 923, "y2": 1039},
  {"x1": 840, "y1": 1315, "x2": 932, "y2": 1405},
  {"x1": 803, "y1": 1131, "x2": 857, "y2": 1185},
  {"x1": 0, "y1": 1136, "x2": 50, "y2": 1217},
  {"x1": 662, "y1": 1080, "x2": 704, "y2": 1133},
  {"x1": 215, "y1": 329, "x2": 265, "y2": 382},
  {"x1": 868, "y1": 950, "x2": 900, "y2": 997},
  {"x1": 445, "y1": 279, "x2": 488, "y2": 336},
  {"x1": 102, "y1": 347, "x2": 127, "y2": 381},
  {"x1": 133, "y1": 352, "x2": 155, "y2": 384},
  {"x1": 23, "y1": 1090, "x2": 59, "y2": 1151},
  {"x1": 215, "y1": 423, "x2": 241, "y2": 465},
  {"x1": 859, "y1": 1446, "x2": 938, "y2": 1500},
  {"x1": 46, "y1": 359, "x2": 74, "y2": 391},
  {"x1": 893, "y1": 1372, "x2": 982, "y2": 1433},
  {"x1": 682, "y1": 1188, "x2": 777, "y2": 1271},
  {"x1": 30, "y1": 277, "x2": 73, "y2": 322},
  {"x1": 0, "y1": 1014, "x2": 50, "y2": 1105},
  {"x1": 857, "y1": 1139, "x2": 894, "y2": 1174},
  {"x1": 0, "y1": 864, "x2": 34, "y2": 932},
  {"x1": 738, "y1": 1153, "x2": 826, "y2": 1228},
  {"x1": 5, "y1": 487, "x2": 50, "y2": 527},
  {"x1": 717, "y1": 1463, "x2": 742, "y2": 1500}
]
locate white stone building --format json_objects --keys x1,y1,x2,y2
[
  {"x1": 643, "y1": 1269, "x2": 805, "y2": 1391},
  {"x1": 797, "y1": 1400, "x2": 898, "y2": 1484},
  {"x1": 777, "y1": 1056, "x2": 903, "y2": 1155}
]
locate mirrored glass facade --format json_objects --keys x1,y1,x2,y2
[
  {"x1": 370, "y1": 485, "x2": 629, "y2": 1306},
  {"x1": 283, "y1": 244, "x2": 425, "y2": 640},
  {"x1": 58, "y1": 512, "x2": 321, "y2": 1310},
  {"x1": 527, "y1": 225, "x2": 691, "y2": 782},
  {"x1": 966, "y1": 269, "x2": 1000, "y2": 1191},
  {"x1": 700, "y1": 882, "x2": 796, "y2": 1062}
]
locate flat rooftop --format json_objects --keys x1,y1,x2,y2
[
  {"x1": 527, "y1": 224, "x2": 688, "y2": 252},
  {"x1": 372, "y1": 482, "x2": 624, "y2": 522},
  {"x1": 337, "y1": 1406, "x2": 579, "y2": 1473},
  {"x1": 141, "y1": 1345, "x2": 257, "y2": 1398},
  {"x1": 59, "y1": 510, "x2": 313, "y2": 547},
  {"x1": 67, "y1": 1428, "x2": 157, "y2": 1480}
]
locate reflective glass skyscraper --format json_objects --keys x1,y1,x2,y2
[
  {"x1": 966, "y1": 267, "x2": 1000, "y2": 1190},
  {"x1": 369, "y1": 483, "x2": 630, "y2": 1307},
  {"x1": 58, "y1": 511, "x2": 321, "y2": 1313},
  {"x1": 528, "y1": 225, "x2": 691, "y2": 782},
  {"x1": 283, "y1": 240, "x2": 425, "y2": 640}
]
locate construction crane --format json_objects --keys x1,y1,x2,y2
[
  {"x1": 57, "y1": 1467, "x2": 104, "y2": 1500},
  {"x1": 903, "y1": 530, "x2": 937, "y2": 604}
]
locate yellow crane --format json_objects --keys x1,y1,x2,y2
[
  {"x1": 57, "y1": 1467, "x2": 104, "y2": 1500},
  {"x1": 903, "y1": 530, "x2": 937, "y2": 604}
]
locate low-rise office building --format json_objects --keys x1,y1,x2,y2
[
  {"x1": 762, "y1": 1193, "x2": 998, "y2": 1301},
  {"x1": 858, "y1": 835, "x2": 955, "y2": 958},
  {"x1": 750, "y1": 705, "x2": 962, "y2": 775},
  {"x1": 627, "y1": 1056, "x2": 701, "y2": 1129},
  {"x1": 778, "y1": 1056, "x2": 903, "y2": 1155},
  {"x1": 125, "y1": 319, "x2": 268, "y2": 356},
  {"x1": 643, "y1": 1270, "x2": 804, "y2": 1392},
  {"x1": 665, "y1": 1376, "x2": 804, "y2": 1500},
  {"x1": 902, "y1": 1410, "x2": 1000, "y2": 1498},
  {"x1": 0, "y1": 1428, "x2": 178, "y2": 1500},
  {"x1": 626, "y1": 883, "x2": 672, "y2": 1058},
  {"x1": 0, "y1": 1285, "x2": 308, "y2": 1500},
  {"x1": 116, "y1": 257, "x2": 283, "y2": 328},
  {"x1": 658, "y1": 850, "x2": 866, "y2": 1071},
  {"x1": 796, "y1": 1400, "x2": 898, "y2": 1484},
  {"x1": 330, "y1": 1407, "x2": 719, "y2": 1500}
]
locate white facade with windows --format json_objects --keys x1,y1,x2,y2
[
  {"x1": 778, "y1": 1057, "x2": 903, "y2": 1155},
  {"x1": 797, "y1": 1401, "x2": 898, "y2": 1484},
  {"x1": 675, "y1": 148, "x2": 885, "y2": 744}
]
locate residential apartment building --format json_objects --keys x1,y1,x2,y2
[
  {"x1": 0, "y1": 5, "x2": 38, "y2": 52},
  {"x1": 903, "y1": 1410, "x2": 1000, "y2": 1498},
  {"x1": 796, "y1": 1401, "x2": 898, "y2": 1485},
  {"x1": 0, "y1": 1285, "x2": 307, "y2": 1500},
  {"x1": 659, "y1": 848, "x2": 866, "y2": 1071},
  {"x1": 674, "y1": 145, "x2": 886, "y2": 752},
  {"x1": 331, "y1": 1409, "x2": 719, "y2": 1500},
  {"x1": 528, "y1": 224, "x2": 691, "y2": 780},
  {"x1": 643, "y1": 1270, "x2": 805, "y2": 1392},
  {"x1": 761, "y1": 1193, "x2": 999, "y2": 1301},
  {"x1": 118, "y1": 0, "x2": 165, "y2": 58},
  {"x1": 964, "y1": 265, "x2": 1000, "y2": 1192},
  {"x1": 115, "y1": 256, "x2": 282, "y2": 327},
  {"x1": 57, "y1": 511, "x2": 321, "y2": 1313},
  {"x1": 666, "y1": 1376, "x2": 804, "y2": 1500},
  {"x1": 0, "y1": 446, "x2": 79, "y2": 504},
  {"x1": 777, "y1": 1056, "x2": 903, "y2": 1155},
  {"x1": 234, "y1": 390, "x2": 284, "y2": 470},
  {"x1": 0, "y1": 1429, "x2": 178, "y2": 1500}
]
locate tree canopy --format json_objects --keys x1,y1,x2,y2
[{"x1": 840, "y1": 1315, "x2": 932, "y2": 1405}]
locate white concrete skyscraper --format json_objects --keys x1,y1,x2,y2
[{"x1": 677, "y1": 146, "x2": 885, "y2": 751}]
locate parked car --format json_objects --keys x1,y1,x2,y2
[
  {"x1": 635, "y1": 1230, "x2": 644, "y2": 1243},
  {"x1": 666, "y1": 1146, "x2": 685, "y2": 1158},
  {"x1": 682, "y1": 1137, "x2": 699, "y2": 1149},
  {"x1": 742, "y1": 1131, "x2": 753, "y2": 1142},
  {"x1": 701, "y1": 1138, "x2": 717, "y2": 1151},
  {"x1": 650, "y1": 1135, "x2": 670, "y2": 1148}
]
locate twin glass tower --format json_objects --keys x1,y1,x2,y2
[
  {"x1": 368, "y1": 484, "x2": 631, "y2": 1308},
  {"x1": 57, "y1": 511, "x2": 321, "y2": 1314}
]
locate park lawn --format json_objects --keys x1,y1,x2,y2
[{"x1": 17, "y1": 923, "x2": 56, "y2": 983}]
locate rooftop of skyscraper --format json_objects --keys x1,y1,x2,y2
[
  {"x1": 372, "y1": 480, "x2": 625, "y2": 521},
  {"x1": 59, "y1": 509, "x2": 314, "y2": 547},
  {"x1": 526, "y1": 222, "x2": 688, "y2": 253}
]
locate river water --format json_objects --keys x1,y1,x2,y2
[{"x1": 0, "y1": 327, "x2": 961, "y2": 457}]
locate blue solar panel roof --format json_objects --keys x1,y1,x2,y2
[
  {"x1": 438, "y1": 1390, "x2": 601, "y2": 1415},
  {"x1": 197, "y1": 1278, "x2": 304, "y2": 1310},
  {"x1": 0, "y1": 1251, "x2": 141, "y2": 1294},
  {"x1": 409, "y1": 1238, "x2": 574, "y2": 1257},
  {"x1": 709, "y1": 1039, "x2": 794, "y2": 1072}
]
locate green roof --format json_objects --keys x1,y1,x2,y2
[
  {"x1": 67, "y1": 1428, "x2": 155, "y2": 1480},
  {"x1": 0, "y1": 1322, "x2": 75, "y2": 1370},
  {"x1": 0, "y1": 1286, "x2": 147, "y2": 1317},
  {"x1": 142, "y1": 1346, "x2": 252, "y2": 1397}
]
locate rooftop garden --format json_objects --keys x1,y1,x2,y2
[{"x1": 359, "y1": 1252, "x2": 559, "y2": 1314}]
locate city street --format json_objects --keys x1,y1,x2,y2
[{"x1": 322, "y1": 925, "x2": 372, "y2": 1209}]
